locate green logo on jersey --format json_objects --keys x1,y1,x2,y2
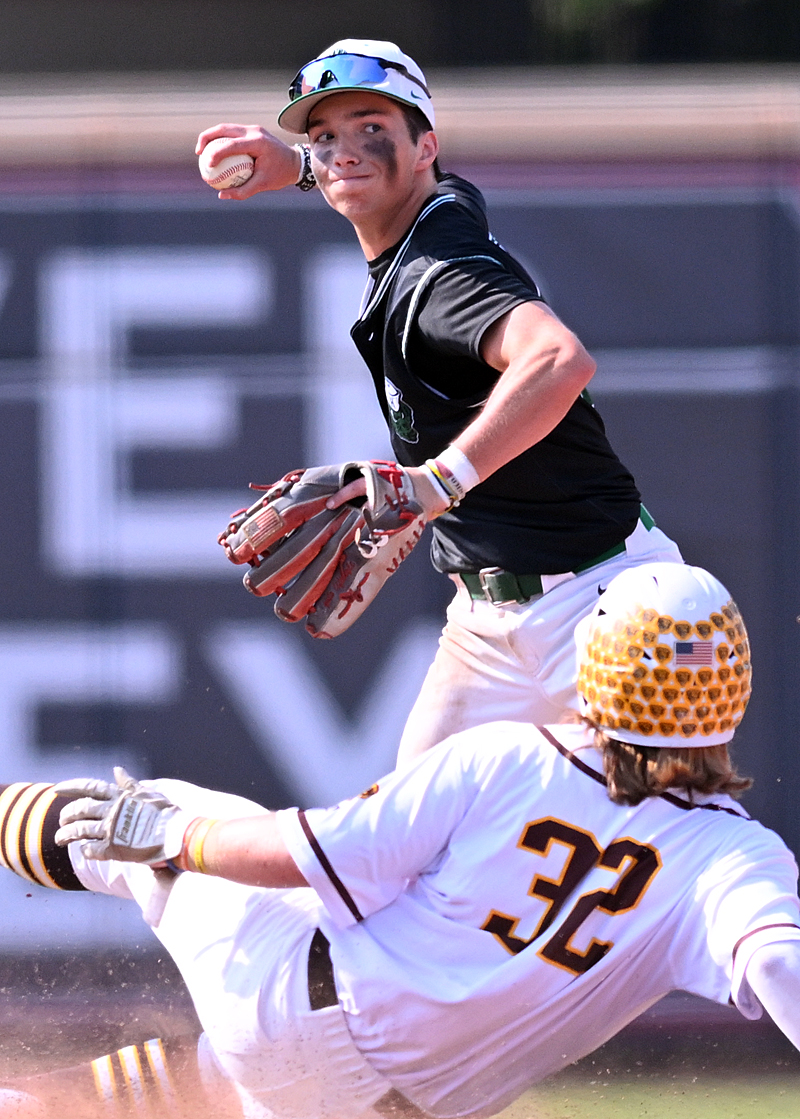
[{"x1": 384, "y1": 378, "x2": 419, "y2": 443}]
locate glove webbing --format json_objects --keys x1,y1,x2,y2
[{"x1": 0, "y1": 782, "x2": 86, "y2": 891}]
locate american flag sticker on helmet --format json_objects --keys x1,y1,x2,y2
[{"x1": 674, "y1": 641, "x2": 714, "y2": 665}]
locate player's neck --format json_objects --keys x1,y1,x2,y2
[{"x1": 350, "y1": 172, "x2": 438, "y2": 260}]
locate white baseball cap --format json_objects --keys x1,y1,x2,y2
[{"x1": 279, "y1": 39, "x2": 435, "y2": 134}]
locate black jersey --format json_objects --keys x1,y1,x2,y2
[{"x1": 350, "y1": 174, "x2": 641, "y2": 575}]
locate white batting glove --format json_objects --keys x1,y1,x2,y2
[{"x1": 54, "y1": 767, "x2": 189, "y2": 864}]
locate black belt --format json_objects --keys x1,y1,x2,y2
[
  {"x1": 307, "y1": 927, "x2": 338, "y2": 1010},
  {"x1": 306, "y1": 930, "x2": 430, "y2": 1118},
  {"x1": 460, "y1": 505, "x2": 655, "y2": 606}
]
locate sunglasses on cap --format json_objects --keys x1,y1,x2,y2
[{"x1": 288, "y1": 53, "x2": 432, "y2": 103}]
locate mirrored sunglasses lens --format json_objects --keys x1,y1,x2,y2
[{"x1": 295, "y1": 56, "x2": 390, "y2": 98}]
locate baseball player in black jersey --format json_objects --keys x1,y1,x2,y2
[{"x1": 197, "y1": 39, "x2": 683, "y2": 762}]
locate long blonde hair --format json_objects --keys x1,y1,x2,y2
[{"x1": 595, "y1": 729, "x2": 752, "y2": 806}]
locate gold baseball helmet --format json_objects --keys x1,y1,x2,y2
[{"x1": 576, "y1": 563, "x2": 751, "y2": 747}]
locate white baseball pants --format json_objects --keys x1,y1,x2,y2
[
  {"x1": 397, "y1": 521, "x2": 683, "y2": 764},
  {"x1": 71, "y1": 781, "x2": 398, "y2": 1119}
]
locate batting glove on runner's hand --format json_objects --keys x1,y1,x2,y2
[
  {"x1": 53, "y1": 768, "x2": 189, "y2": 864},
  {"x1": 218, "y1": 460, "x2": 431, "y2": 639}
]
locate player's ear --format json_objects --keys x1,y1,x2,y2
[{"x1": 416, "y1": 130, "x2": 438, "y2": 172}]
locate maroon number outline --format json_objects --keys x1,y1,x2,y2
[{"x1": 482, "y1": 818, "x2": 661, "y2": 975}]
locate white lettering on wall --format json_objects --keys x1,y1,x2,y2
[
  {"x1": 304, "y1": 247, "x2": 392, "y2": 465},
  {"x1": 205, "y1": 619, "x2": 440, "y2": 804},
  {"x1": 39, "y1": 248, "x2": 269, "y2": 574},
  {"x1": 0, "y1": 623, "x2": 179, "y2": 949}
]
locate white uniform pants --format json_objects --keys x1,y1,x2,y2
[
  {"x1": 398, "y1": 521, "x2": 683, "y2": 764},
  {"x1": 71, "y1": 781, "x2": 396, "y2": 1119}
]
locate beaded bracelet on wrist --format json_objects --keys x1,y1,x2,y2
[{"x1": 293, "y1": 144, "x2": 316, "y2": 191}]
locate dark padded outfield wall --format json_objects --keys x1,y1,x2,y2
[{"x1": 0, "y1": 186, "x2": 797, "y2": 946}]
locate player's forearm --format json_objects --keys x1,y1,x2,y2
[
  {"x1": 178, "y1": 815, "x2": 308, "y2": 888},
  {"x1": 460, "y1": 300, "x2": 596, "y2": 482},
  {"x1": 325, "y1": 341, "x2": 593, "y2": 519},
  {"x1": 453, "y1": 339, "x2": 595, "y2": 483},
  {"x1": 744, "y1": 941, "x2": 800, "y2": 1050}
]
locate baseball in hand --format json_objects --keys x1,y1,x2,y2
[{"x1": 198, "y1": 138, "x2": 254, "y2": 190}]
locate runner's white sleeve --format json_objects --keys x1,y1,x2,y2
[
  {"x1": 742, "y1": 940, "x2": 800, "y2": 1049},
  {"x1": 276, "y1": 730, "x2": 490, "y2": 927}
]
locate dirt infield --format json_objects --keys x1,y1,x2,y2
[
  {"x1": 510, "y1": 1077, "x2": 800, "y2": 1118},
  {"x1": 0, "y1": 950, "x2": 798, "y2": 1114},
  {"x1": 0, "y1": 950, "x2": 198, "y2": 1079},
  {"x1": 507, "y1": 992, "x2": 800, "y2": 1118}
]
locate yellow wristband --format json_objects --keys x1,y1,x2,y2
[
  {"x1": 181, "y1": 817, "x2": 220, "y2": 874},
  {"x1": 423, "y1": 461, "x2": 457, "y2": 510}
]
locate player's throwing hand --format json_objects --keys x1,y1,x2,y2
[{"x1": 195, "y1": 123, "x2": 303, "y2": 199}]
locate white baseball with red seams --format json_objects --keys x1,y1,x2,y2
[{"x1": 198, "y1": 138, "x2": 254, "y2": 189}]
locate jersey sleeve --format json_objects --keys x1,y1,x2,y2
[
  {"x1": 733, "y1": 928, "x2": 800, "y2": 1019},
  {"x1": 675, "y1": 826, "x2": 800, "y2": 1013},
  {"x1": 412, "y1": 255, "x2": 542, "y2": 364},
  {"x1": 275, "y1": 736, "x2": 484, "y2": 928}
]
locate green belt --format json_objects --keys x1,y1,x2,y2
[{"x1": 460, "y1": 505, "x2": 655, "y2": 606}]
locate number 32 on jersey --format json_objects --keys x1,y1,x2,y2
[{"x1": 481, "y1": 817, "x2": 661, "y2": 975}]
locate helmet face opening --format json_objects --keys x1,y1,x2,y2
[
  {"x1": 278, "y1": 40, "x2": 435, "y2": 135},
  {"x1": 576, "y1": 564, "x2": 751, "y2": 748}
]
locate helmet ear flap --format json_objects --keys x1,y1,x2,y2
[{"x1": 576, "y1": 564, "x2": 751, "y2": 749}]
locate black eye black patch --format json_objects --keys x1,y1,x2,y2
[{"x1": 363, "y1": 135, "x2": 398, "y2": 179}]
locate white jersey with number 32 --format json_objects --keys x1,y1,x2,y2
[{"x1": 279, "y1": 722, "x2": 800, "y2": 1119}]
